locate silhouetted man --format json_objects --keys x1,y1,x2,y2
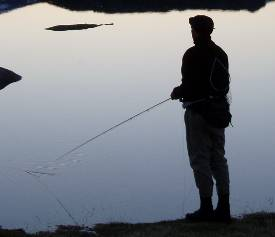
[{"x1": 171, "y1": 15, "x2": 231, "y2": 222}]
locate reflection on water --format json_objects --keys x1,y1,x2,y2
[
  {"x1": 46, "y1": 23, "x2": 114, "y2": 31},
  {"x1": 0, "y1": 1, "x2": 275, "y2": 232},
  {"x1": 0, "y1": 67, "x2": 22, "y2": 90},
  {"x1": 46, "y1": 0, "x2": 274, "y2": 13}
]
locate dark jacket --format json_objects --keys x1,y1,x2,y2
[{"x1": 173, "y1": 38, "x2": 229, "y2": 101}]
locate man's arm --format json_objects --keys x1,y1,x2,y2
[{"x1": 171, "y1": 49, "x2": 193, "y2": 100}]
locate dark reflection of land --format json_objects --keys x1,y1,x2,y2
[
  {"x1": 0, "y1": 67, "x2": 22, "y2": 90},
  {"x1": 46, "y1": 23, "x2": 114, "y2": 31},
  {"x1": 0, "y1": 0, "x2": 273, "y2": 14},
  {"x1": 0, "y1": 0, "x2": 38, "y2": 13},
  {"x1": 46, "y1": 0, "x2": 274, "y2": 13}
]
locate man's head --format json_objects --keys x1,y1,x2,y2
[{"x1": 189, "y1": 15, "x2": 214, "y2": 41}]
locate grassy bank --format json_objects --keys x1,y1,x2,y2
[{"x1": 1, "y1": 212, "x2": 275, "y2": 237}]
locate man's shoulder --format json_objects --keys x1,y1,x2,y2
[
  {"x1": 212, "y1": 42, "x2": 228, "y2": 58},
  {"x1": 183, "y1": 46, "x2": 197, "y2": 59},
  {"x1": 185, "y1": 46, "x2": 197, "y2": 54}
]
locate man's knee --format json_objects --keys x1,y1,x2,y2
[{"x1": 210, "y1": 156, "x2": 228, "y2": 170}]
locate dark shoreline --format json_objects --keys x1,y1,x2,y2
[
  {"x1": 0, "y1": 0, "x2": 274, "y2": 15},
  {"x1": 1, "y1": 212, "x2": 275, "y2": 237}
]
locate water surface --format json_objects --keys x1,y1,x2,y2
[{"x1": 0, "y1": 2, "x2": 275, "y2": 231}]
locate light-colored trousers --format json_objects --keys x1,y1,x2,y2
[{"x1": 184, "y1": 108, "x2": 230, "y2": 198}]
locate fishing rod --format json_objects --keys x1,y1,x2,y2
[
  {"x1": 55, "y1": 97, "x2": 171, "y2": 161},
  {"x1": 28, "y1": 98, "x2": 171, "y2": 174}
]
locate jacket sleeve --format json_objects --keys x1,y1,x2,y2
[
  {"x1": 178, "y1": 49, "x2": 194, "y2": 99},
  {"x1": 171, "y1": 48, "x2": 197, "y2": 100},
  {"x1": 171, "y1": 50, "x2": 192, "y2": 99}
]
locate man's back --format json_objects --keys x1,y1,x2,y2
[{"x1": 180, "y1": 40, "x2": 229, "y2": 101}]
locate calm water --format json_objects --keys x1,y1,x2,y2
[{"x1": 0, "y1": 2, "x2": 275, "y2": 231}]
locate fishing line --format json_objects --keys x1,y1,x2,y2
[
  {"x1": 25, "y1": 171, "x2": 79, "y2": 225},
  {"x1": 0, "y1": 166, "x2": 75, "y2": 224},
  {"x1": 24, "y1": 170, "x2": 55, "y2": 176},
  {"x1": 3, "y1": 165, "x2": 55, "y2": 177},
  {"x1": 28, "y1": 98, "x2": 171, "y2": 174}
]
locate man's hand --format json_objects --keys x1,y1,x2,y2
[{"x1": 170, "y1": 86, "x2": 182, "y2": 100}]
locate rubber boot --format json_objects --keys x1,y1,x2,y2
[
  {"x1": 185, "y1": 196, "x2": 214, "y2": 222},
  {"x1": 214, "y1": 194, "x2": 231, "y2": 222}
]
